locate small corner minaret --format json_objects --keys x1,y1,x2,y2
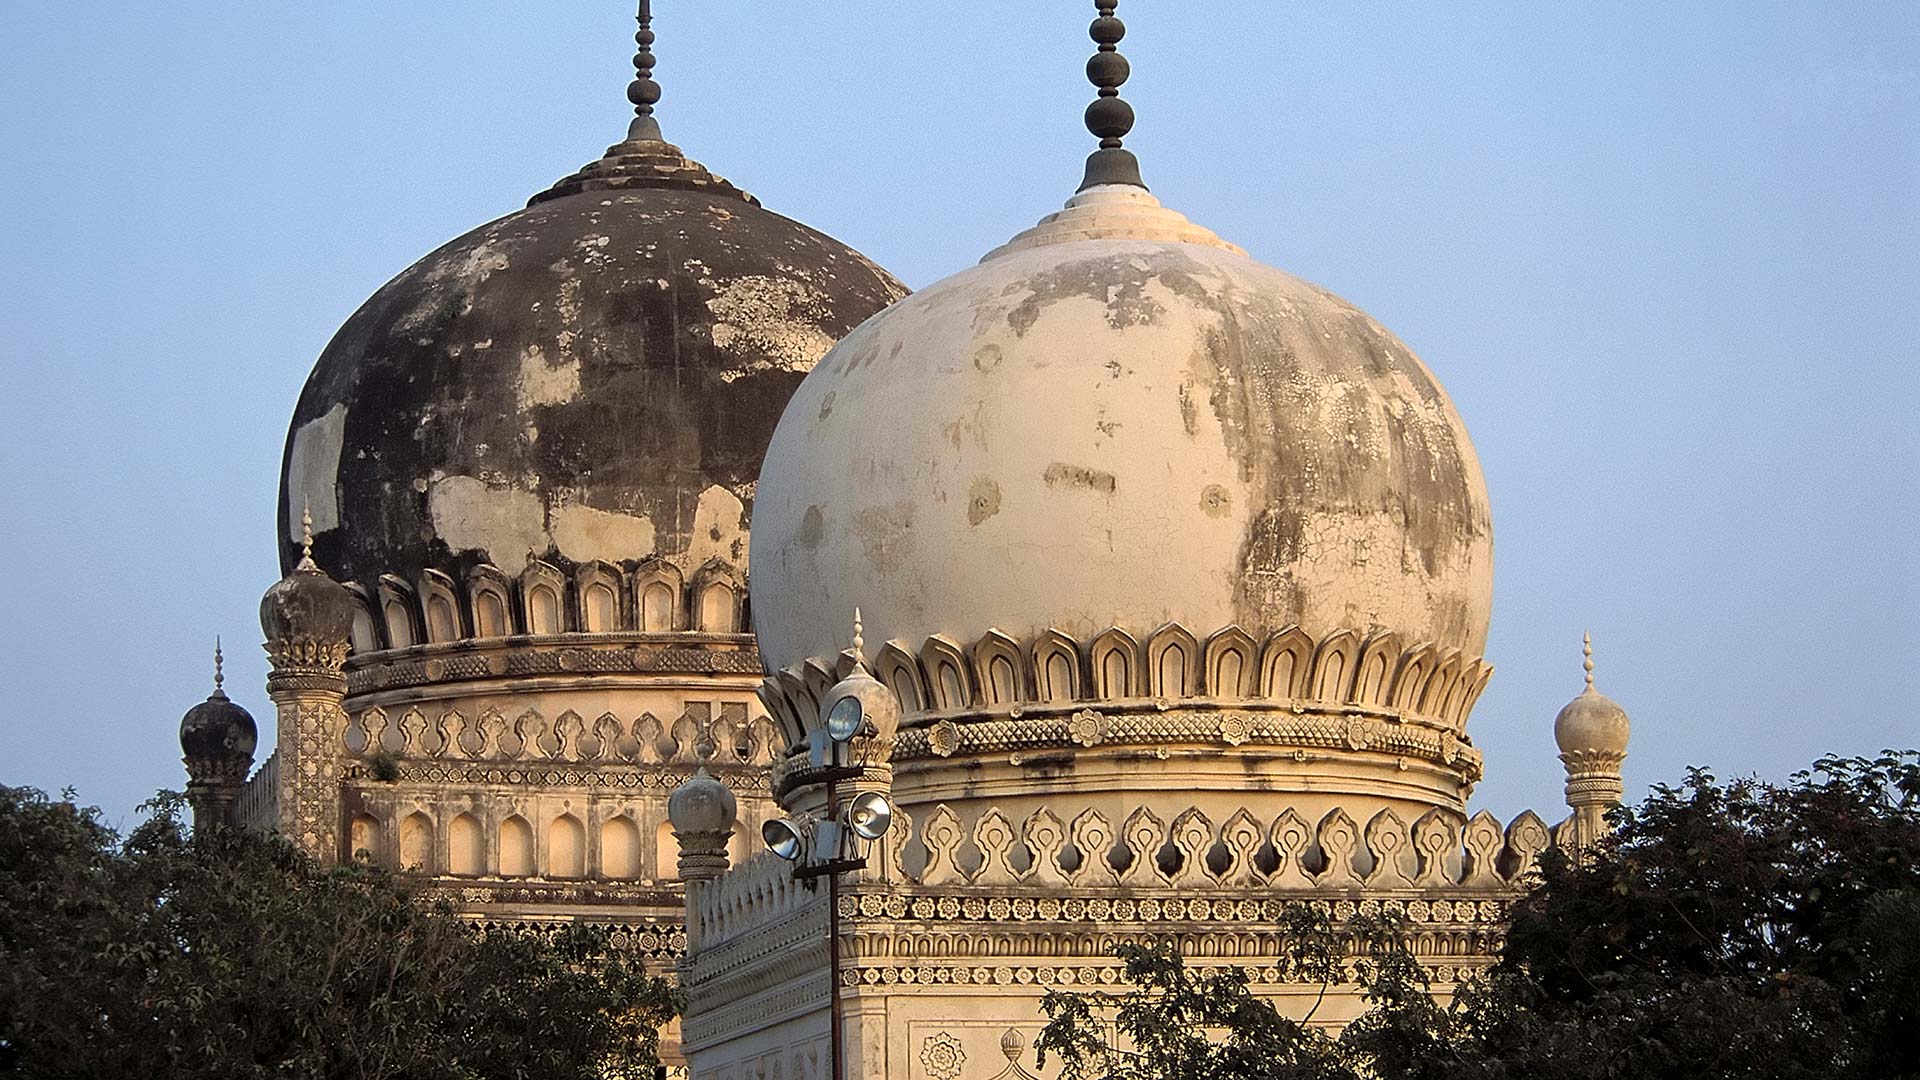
[
  {"x1": 179, "y1": 638, "x2": 258, "y2": 832},
  {"x1": 669, "y1": 767, "x2": 738, "y2": 887},
  {"x1": 1553, "y1": 632, "x2": 1631, "y2": 849},
  {"x1": 259, "y1": 503, "x2": 357, "y2": 861},
  {"x1": 1078, "y1": 0, "x2": 1148, "y2": 190}
]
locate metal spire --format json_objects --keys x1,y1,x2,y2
[
  {"x1": 1078, "y1": 0, "x2": 1147, "y2": 191},
  {"x1": 1583, "y1": 631, "x2": 1596, "y2": 690},
  {"x1": 212, "y1": 637, "x2": 227, "y2": 697},
  {"x1": 626, "y1": 1, "x2": 664, "y2": 142}
]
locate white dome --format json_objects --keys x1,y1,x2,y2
[{"x1": 750, "y1": 187, "x2": 1492, "y2": 679}]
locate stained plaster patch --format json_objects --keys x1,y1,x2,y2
[
  {"x1": 551, "y1": 504, "x2": 658, "y2": 565},
  {"x1": 427, "y1": 475, "x2": 547, "y2": 574},
  {"x1": 516, "y1": 343, "x2": 582, "y2": 410},
  {"x1": 285, "y1": 403, "x2": 348, "y2": 540},
  {"x1": 687, "y1": 485, "x2": 750, "y2": 570}
]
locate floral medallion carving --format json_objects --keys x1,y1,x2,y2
[
  {"x1": 920, "y1": 1031, "x2": 965, "y2": 1080},
  {"x1": 1218, "y1": 713, "x2": 1250, "y2": 746},
  {"x1": 929, "y1": 719, "x2": 960, "y2": 757},
  {"x1": 1068, "y1": 709, "x2": 1106, "y2": 748}
]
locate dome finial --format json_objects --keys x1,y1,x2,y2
[
  {"x1": 213, "y1": 636, "x2": 226, "y2": 695},
  {"x1": 296, "y1": 499, "x2": 320, "y2": 573},
  {"x1": 852, "y1": 607, "x2": 865, "y2": 665},
  {"x1": 626, "y1": 1, "x2": 664, "y2": 142},
  {"x1": 1078, "y1": 0, "x2": 1147, "y2": 192},
  {"x1": 1583, "y1": 631, "x2": 1595, "y2": 690}
]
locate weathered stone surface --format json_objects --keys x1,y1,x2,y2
[
  {"x1": 751, "y1": 187, "x2": 1492, "y2": 677},
  {"x1": 279, "y1": 176, "x2": 906, "y2": 586}
]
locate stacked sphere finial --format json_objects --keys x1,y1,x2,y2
[
  {"x1": 627, "y1": 1, "x2": 664, "y2": 141},
  {"x1": 1079, "y1": 0, "x2": 1147, "y2": 190}
]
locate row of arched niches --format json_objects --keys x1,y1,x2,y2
[
  {"x1": 346, "y1": 801, "x2": 760, "y2": 883},
  {"x1": 342, "y1": 557, "x2": 749, "y2": 654}
]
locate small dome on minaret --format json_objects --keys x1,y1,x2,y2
[
  {"x1": 1554, "y1": 632, "x2": 1631, "y2": 848},
  {"x1": 667, "y1": 767, "x2": 738, "y2": 837},
  {"x1": 178, "y1": 640, "x2": 257, "y2": 777},
  {"x1": 260, "y1": 504, "x2": 356, "y2": 646},
  {"x1": 1554, "y1": 632, "x2": 1631, "y2": 758}
]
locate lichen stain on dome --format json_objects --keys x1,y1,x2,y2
[{"x1": 706, "y1": 275, "x2": 838, "y2": 380}]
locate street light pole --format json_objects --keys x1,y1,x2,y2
[
  {"x1": 826, "y1": 776, "x2": 844, "y2": 1080},
  {"x1": 763, "y1": 611, "x2": 899, "y2": 1080}
]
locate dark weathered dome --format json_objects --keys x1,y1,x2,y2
[
  {"x1": 179, "y1": 646, "x2": 257, "y2": 772},
  {"x1": 179, "y1": 689, "x2": 258, "y2": 766},
  {"x1": 278, "y1": 139, "x2": 906, "y2": 585}
]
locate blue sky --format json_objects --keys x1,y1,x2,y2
[{"x1": 1, "y1": 2, "x2": 1913, "y2": 829}]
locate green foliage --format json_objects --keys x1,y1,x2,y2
[
  {"x1": 1034, "y1": 751, "x2": 1920, "y2": 1080},
  {"x1": 0, "y1": 786, "x2": 681, "y2": 1080}
]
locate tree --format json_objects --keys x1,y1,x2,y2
[
  {"x1": 0, "y1": 787, "x2": 680, "y2": 1079},
  {"x1": 1034, "y1": 751, "x2": 1920, "y2": 1080}
]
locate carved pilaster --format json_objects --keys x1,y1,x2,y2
[{"x1": 266, "y1": 645, "x2": 349, "y2": 862}]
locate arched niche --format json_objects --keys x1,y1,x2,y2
[
  {"x1": 418, "y1": 570, "x2": 462, "y2": 643},
  {"x1": 690, "y1": 559, "x2": 741, "y2": 633},
  {"x1": 519, "y1": 561, "x2": 566, "y2": 635},
  {"x1": 654, "y1": 819, "x2": 678, "y2": 880},
  {"x1": 398, "y1": 811, "x2": 434, "y2": 873},
  {"x1": 601, "y1": 815, "x2": 641, "y2": 879},
  {"x1": 500, "y1": 814, "x2": 535, "y2": 877},
  {"x1": 348, "y1": 813, "x2": 381, "y2": 863},
  {"x1": 378, "y1": 576, "x2": 418, "y2": 650},
  {"x1": 575, "y1": 562, "x2": 623, "y2": 633},
  {"x1": 547, "y1": 814, "x2": 586, "y2": 878},
  {"x1": 447, "y1": 812, "x2": 485, "y2": 876}
]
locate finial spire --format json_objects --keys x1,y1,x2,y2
[
  {"x1": 1583, "y1": 631, "x2": 1595, "y2": 690},
  {"x1": 213, "y1": 636, "x2": 226, "y2": 696},
  {"x1": 1078, "y1": 0, "x2": 1147, "y2": 191},
  {"x1": 296, "y1": 499, "x2": 320, "y2": 573},
  {"x1": 626, "y1": 1, "x2": 664, "y2": 142},
  {"x1": 851, "y1": 608, "x2": 865, "y2": 665}
]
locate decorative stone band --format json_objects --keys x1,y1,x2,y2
[
  {"x1": 346, "y1": 760, "x2": 768, "y2": 794},
  {"x1": 343, "y1": 700, "x2": 778, "y2": 769},
  {"x1": 429, "y1": 881, "x2": 687, "y2": 915},
  {"x1": 824, "y1": 888, "x2": 1511, "y2": 992},
  {"x1": 183, "y1": 753, "x2": 254, "y2": 785},
  {"x1": 876, "y1": 801, "x2": 1551, "y2": 894},
  {"x1": 342, "y1": 555, "x2": 749, "y2": 655},
  {"x1": 346, "y1": 636, "x2": 762, "y2": 698},
  {"x1": 464, "y1": 916, "x2": 687, "y2": 968},
  {"x1": 761, "y1": 622, "x2": 1491, "y2": 775},
  {"x1": 264, "y1": 637, "x2": 350, "y2": 693},
  {"x1": 1560, "y1": 748, "x2": 1628, "y2": 807}
]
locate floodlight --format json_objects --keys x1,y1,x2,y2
[
  {"x1": 846, "y1": 791, "x2": 894, "y2": 841},
  {"x1": 825, "y1": 695, "x2": 863, "y2": 744},
  {"x1": 762, "y1": 817, "x2": 804, "y2": 862}
]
